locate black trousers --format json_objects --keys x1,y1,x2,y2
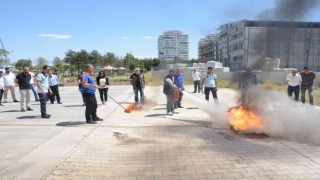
[
  {"x1": 50, "y1": 85, "x2": 61, "y2": 103},
  {"x1": 83, "y1": 93, "x2": 98, "y2": 122},
  {"x1": 98, "y1": 88, "x2": 108, "y2": 102},
  {"x1": 0, "y1": 89, "x2": 4, "y2": 104},
  {"x1": 174, "y1": 91, "x2": 183, "y2": 107},
  {"x1": 193, "y1": 80, "x2": 200, "y2": 92},
  {"x1": 204, "y1": 87, "x2": 217, "y2": 101},
  {"x1": 38, "y1": 93, "x2": 48, "y2": 116}
]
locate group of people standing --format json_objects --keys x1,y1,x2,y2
[
  {"x1": 164, "y1": 67, "x2": 219, "y2": 115},
  {"x1": 286, "y1": 66, "x2": 316, "y2": 105},
  {"x1": 0, "y1": 66, "x2": 62, "y2": 118}
]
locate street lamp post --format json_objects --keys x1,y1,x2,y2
[{"x1": 0, "y1": 38, "x2": 8, "y2": 67}]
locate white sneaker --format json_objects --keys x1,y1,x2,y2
[{"x1": 168, "y1": 112, "x2": 173, "y2": 116}]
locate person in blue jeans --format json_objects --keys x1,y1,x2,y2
[
  {"x1": 130, "y1": 68, "x2": 145, "y2": 103},
  {"x1": 174, "y1": 68, "x2": 185, "y2": 108},
  {"x1": 286, "y1": 69, "x2": 302, "y2": 101},
  {"x1": 36, "y1": 65, "x2": 52, "y2": 118}
]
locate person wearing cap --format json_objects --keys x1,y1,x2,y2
[
  {"x1": 286, "y1": 69, "x2": 302, "y2": 102},
  {"x1": 0, "y1": 70, "x2": 4, "y2": 106},
  {"x1": 82, "y1": 64, "x2": 103, "y2": 124},
  {"x1": 36, "y1": 65, "x2": 53, "y2": 118},
  {"x1": 130, "y1": 68, "x2": 145, "y2": 103},
  {"x1": 163, "y1": 69, "x2": 178, "y2": 115},
  {"x1": 3, "y1": 67, "x2": 19, "y2": 103},
  {"x1": 174, "y1": 68, "x2": 185, "y2": 108},
  {"x1": 15, "y1": 67, "x2": 33, "y2": 112},
  {"x1": 300, "y1": 66, "x2": 316, "y2": 105},
  {"x1": 201, "y1": 67, "x2": 218, "y2": 102},
  {"x1": 238, "y1": 66, "x2": 258, "y2": 105}
]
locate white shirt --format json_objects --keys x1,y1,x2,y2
[
  {"x1": 286, "y1": 73, "x2": 302, "y2": 86},
  {"x1": 192, "y1": 71, "x2": 201, "y2": 81},
  {"x1": 203, "y1": 73, "x2": 217, "y2": 87},
  {"x1": 29, "y1": 72, "x2": 35, "y2": 84},
  {"x1": 99, "y1": 78, "x2": 108, "y2": 88},
  {"x1": 3, "y1": 72, "x2": 15, "y2": 86},
  {"x1": 0, "y1": 76, "x2": 4, "y2": 89}
]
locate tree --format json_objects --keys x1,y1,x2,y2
[
  {"x1": 88, "y1": 50, "x2": 102, "y2": 66},
  {"x1": 36, "y1": 57, "x2": 48, "y2": 68},
  {"x1": 0, "y1": 49, "x2": 11, "y2": 66},
  {"x1": 123, "y1": 53, "x2": 137, "y2": 71},
  {"x1": 52, "y1": 57, "x2": 63, "y2": 68},
  {"x1": 15, "y1": 59, "x2": 32, "y2": 70},
  {"x1": 102, "y1": 52, "x2": 118, "y2": 66}
]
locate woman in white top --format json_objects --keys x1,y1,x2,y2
[{"x1": 96, "y1": 71, "x2": 110, "y2": 105}]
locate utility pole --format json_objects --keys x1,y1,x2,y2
[{"x1": 0, "y1": 38, "x2": 8, "y2": 67}]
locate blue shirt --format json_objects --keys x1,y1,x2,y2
[
  {"x1": 203, "y1": 73, "x2": 217, "y2": 88},
  {"x1": 49, "y1": 75, "x2": 59, "y2": 86},
  {"x1": 174, "y1": 74, "x2": 185, "y2": 89},
  {"x1": 82, "y1": 73, "x2": 96, "y2": 94},
  {"x1": 37, "y1": 73, "x2": 49, "y2": 93}
]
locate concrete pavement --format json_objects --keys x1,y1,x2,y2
[{"x1": 1, "y1": 86, "x2": 320, "y2": 179}]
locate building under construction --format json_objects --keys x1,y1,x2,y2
[{"x1": 198, "y1": 20, "x2": 320, "y2": 71}]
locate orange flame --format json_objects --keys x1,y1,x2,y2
[
  {"x1": 228, "y1": 106, "x2": 264, "y2": 131},
  {"x1": 125, "y1": 103, "x2": 136, "y2": 113}
]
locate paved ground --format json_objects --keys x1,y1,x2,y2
[{"x1": 1, "y1": 86, "x2": 320, "y2": 180}]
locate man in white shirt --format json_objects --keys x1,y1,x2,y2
[
  {"x1": 286, "y1": 69, "x2": 302, "y2": 101},
  {"x1": 0, "y1": 70, "x2": 5, "y2": 106},
  {"x1": 192, "y1": 69, "x2": 201, "y2": 93},
  {"x1": 3, "y1": 67, "x2": 18, "y2": 103},
  {"x1": 48, "y1": 71, "x2": 61, "y2": 104},
  {"x1": 29, "y1": 71, "x2": 40, "y2": 101}
]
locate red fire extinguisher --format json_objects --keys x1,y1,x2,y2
[{"x1": 173, "y1": 88, "x2": 179, "y2": 102}]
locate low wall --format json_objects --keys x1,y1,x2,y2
[{"x1": 152, "y1": 70, "x2": 320, "y2": 87}]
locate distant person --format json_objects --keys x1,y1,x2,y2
[
  {"x1": 286, "y1": 69, "x2": 302, "y2": 102},
  {"x1": 49, "y1": 71, "x2": 62, "y2": 104},
  {"x1": 300, "y1": 66, "x2": 316, "y2": 105},
  {"x1": 78, "y1": 70, "x2": 85, "y2": 106},
  {"x1": 130, "y1": 68, "x2": 145, "y2": 103},
  {"x1": 192, "y1": 69, "x2": 201, "y2": 93},
  {"x1": 3, "y1": 67, "x2": 18, "y2": 103},
  {"x1": 82, "y1": 64, "x2": 103, "y2": 124},
  {"x1": 201, "y1": 67, "x2": 218, "y2": 102},
  {"x1": 174, "y1": 68, "x2": 185, "y2": 108},
  {"x1": 15, "y1": 67, "x2": 33, "y2": 112},
  {"x1": 163, "y1": 69, "x2": 178, "y2": 115},
  {"x1": 239, "y1": 66, "x2": 258, "y2": 105},
  {"x1": 0, "y1": 71, "x2": 4, "y2": 106},
  {"x1": 36, "y1": 65, "x2": 52, "y2": 118},
  {"x1": 96, "y1": 71, "x2": 109, "y2": 105},
  {"x1": 29, "y1": 71, "x2": 39, "y2": 101}
]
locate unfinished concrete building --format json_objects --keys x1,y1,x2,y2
[{"x1": 199, "y1": 20, "x2": 320, "y2": 71}]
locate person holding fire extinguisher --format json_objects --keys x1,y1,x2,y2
[{"x1": 163, "y1": 69, "x2": 179, "y2": 116}]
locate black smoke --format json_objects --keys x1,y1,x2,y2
[{"x1": 256, "y1": 0, "x2": 319, "y2": 21}]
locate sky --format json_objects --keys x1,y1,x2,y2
[{"x1": 1, "y1": 0, "x2": 320, "y2": 64}]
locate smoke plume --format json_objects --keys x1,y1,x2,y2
[{"x1": 256, "y1": 0, "x2": 319, "y2": 21}]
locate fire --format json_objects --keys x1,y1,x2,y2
[
  {"x1": 124, "y1": 103, "x2": 136, "y2": 113},
  {"x1": 228, "y1": 106, "x2": 264, "y2": 132}
]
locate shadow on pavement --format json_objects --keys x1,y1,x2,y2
[
  {"x1": 63, "y1": 105, "x2": 84, "y2": 108},
  {"x1": 186, "y1": 107, "x2": 199, "y2": 110},
  {"x1": 56, "y1": 121, "x2": 86, "y2": 127},
  {"x1": 145, "y1": 113, "x2": 166, "y2": 118},
  {"x1": 16, "y1": 116, "x2": 41, "y2": 119},
  {"x1": 170, "y1": 118, "x2": 212, "y2": 126},
  {"x1": 0, "y1": 110, "x2": 21, "y2": 113}
]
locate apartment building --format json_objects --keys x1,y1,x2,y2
[{"x1": 158, "y1": 30, "x2": 189, "y2": 61}]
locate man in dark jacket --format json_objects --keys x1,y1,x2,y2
[
  {"x1": 163, "y1": 69, "x2": 178, "y2": 116},
  {"x1": 300, "y1": 66, "x2": 316, "y2": 105},
  {"x1": 130, "y1": 68, "x2": 145, "y2": 103}
]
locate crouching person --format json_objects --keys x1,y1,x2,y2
[{"x1": 163, "y1": 69, "x2": 178, "y2": 116}]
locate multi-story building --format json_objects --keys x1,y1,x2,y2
[
  {"x1": 199, "y1": 20, "x2": 320, "y2": 71},
  {"x1": 198, "y1": 34, "x2": 219, "y2": 62},
  {"x1": 158, "y1": 30, "x2": 189, "y2": 61}
]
